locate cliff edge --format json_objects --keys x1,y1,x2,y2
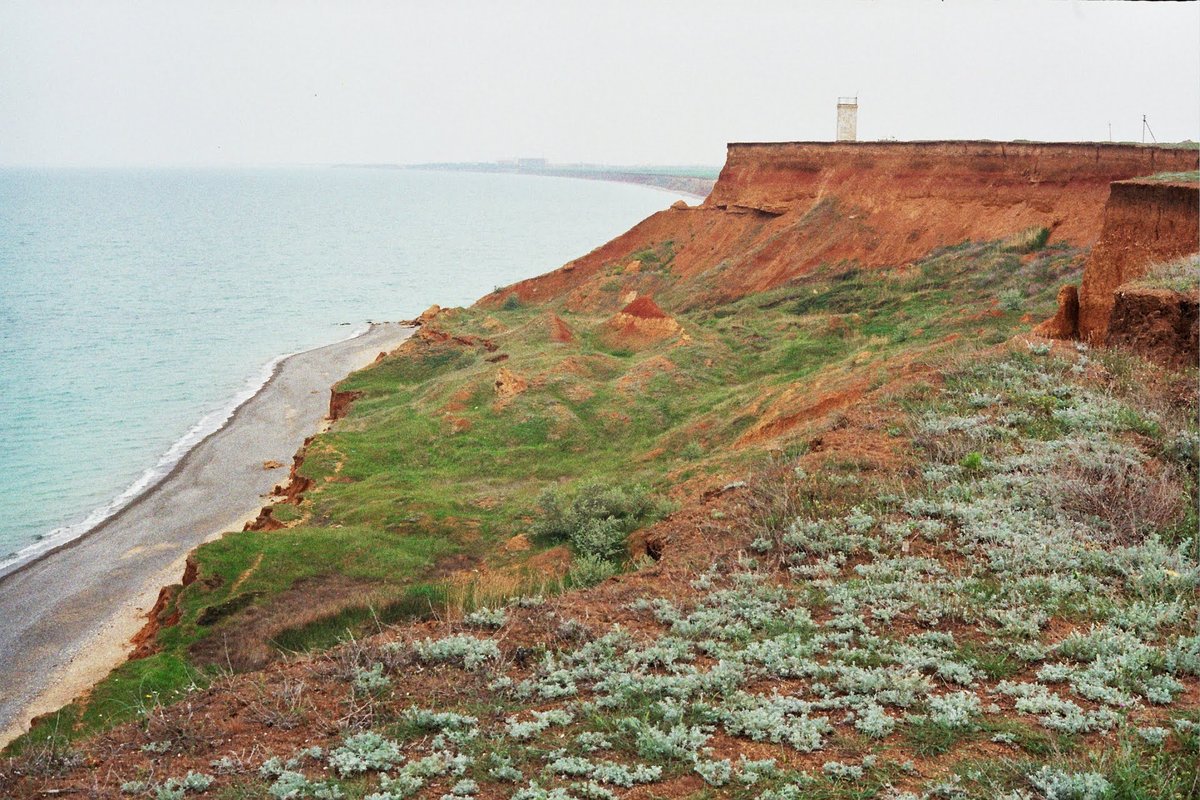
[
  {"x1": 1075, "y1": 179, "x2": 1200, "y2": 342},
  {"x1": 483, "y1": 141, "x2": 1198, "y2": 311}
]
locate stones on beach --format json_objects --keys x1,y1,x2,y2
[{"x1": 262, "y1": 460, "x2": 284, "y2": 470}]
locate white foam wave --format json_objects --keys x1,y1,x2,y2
[{"x1": 0, "y1": 324, "x2": 372, "y2": 579}]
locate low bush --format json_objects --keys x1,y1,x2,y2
[
  {"x1": 568, "y1": 555, "x2": 618, "y2": 588},
  {"x1": 532, "y1": 481, "x2": 671, "y2": 561}
]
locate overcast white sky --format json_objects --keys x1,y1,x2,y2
[{"x1": 1, "y1": 0, "x2": 1198, "y2": 167}]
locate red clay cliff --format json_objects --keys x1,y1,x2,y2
[{"x1": 481, "y1": 142, "x2": 1198, "y2": 311}]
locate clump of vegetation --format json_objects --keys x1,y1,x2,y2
[
  {"x1": 327, "y1": 732, "x2": 402, "y2": 776},
  {"x1": 463, "y1": 606, "x2": 507, "y2": 629},
  {"x1": 1003, "y1": 225, "x2": 1051, "y2": 253},
  {"x1": 627, "y1": 241, "x2": 676, "y2": 273},
  {"x1": 567, "y1": 554, "x2": 619, "y2": 588},
  {"x1": 531, "y1": 481, "x2": 672, "y2": 561},
  {"x1": 1140, "y1": 169, "x2": 1200, "y2": 183},
  {"x1": 1124, "y1": 253, "x2": 1200, "y2": 293}
]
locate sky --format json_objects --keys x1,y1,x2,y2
[{"x1": 1, "y1": 0, "x2": 1198, "y2": 168}]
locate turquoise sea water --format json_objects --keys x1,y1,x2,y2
[{"x1": 0, "y1": 168, "x2": 686, "y2": 570}]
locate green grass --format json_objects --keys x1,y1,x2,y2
[
  {"x1": 1123, "y1": 253, "x2": 1200, "y2": 294},
  {"x1": 269, "y1": 582, "x2": 448, "y2": 653},
  {"x1": 1139, "y1": 169, "x2": 1200, "y2": 183},
  {"x1": 5, "y1": 231, "x2": 1083, "y2": 754},
  {"x1": 10, "y1": 652, "x2": 203, "y2": 756},
  {"x1": 951, "y1": 725, "x2": 1198, "y2": 799}
]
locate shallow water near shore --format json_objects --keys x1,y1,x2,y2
[{"x1": 0, "y1": 167, "x2": 686, "y2": 571}]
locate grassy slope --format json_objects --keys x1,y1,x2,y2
[
  {"x1": 3, "y1": 218, "x2": 1198, "y2": 798},
  {"x1": 6, "y1": 231, "x2": 1086, "y2": 753},
  {"x1": 6, "y1": 290, "x2": 1198, "y2": 799}
]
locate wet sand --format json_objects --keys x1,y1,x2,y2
[{"x1": 0, "y1": 323, "x2": 415, "y2": 746}]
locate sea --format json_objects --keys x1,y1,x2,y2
[{"x1": 0, "y1": 167, "x2": 688, "y2": 573}]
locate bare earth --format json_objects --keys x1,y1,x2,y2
[{"x1": 0, "y1": 323, "x2": 415, "y2": 746}]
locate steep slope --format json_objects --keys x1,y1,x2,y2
[
  {"x1": 3, "y1": 143, "x2": 1198, "y2": 800},
  {"x1": 483, "y1": 142, "x2": 1198, "y2": 312},
  {"x1": 1105, "y1": 253, "x2": 1200, "y2": 368},
  {"x1": 1075, "y1": 179, "x2": 1200, "y2": 342}
]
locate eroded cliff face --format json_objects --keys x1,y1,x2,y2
[
  {"x1": 1076, "y1": 180, "x2": 1200, "y2": 342},
  {"x1": 483, "y1": 141, "x2": 1198, "y2": 311},
  {"x1": 1107, "y1": 286, "x2": 1199, "y2": 369}
]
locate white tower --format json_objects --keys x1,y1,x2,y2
[{"x1": 836, "y1": 97, "x2": 858, "y2": 142}]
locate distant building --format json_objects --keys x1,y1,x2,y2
[
  {"x1": 836, "y1": 97, "x2": 858, "y2": 142},
  {"x1": 516, "y1": 157, "x2": 548, "y2": 170}
]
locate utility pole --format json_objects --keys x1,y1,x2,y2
[
  {"x1": 1108, "y1": 122, "x2": 1112, "y2": 142},
  {"x1": 1142, "y1": 114, "x2": 1157, "y2": 144}
]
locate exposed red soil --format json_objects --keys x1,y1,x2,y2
[
  {"x1": 128, "y1": 560, "x2": 198, "y2": 662},
  {"x1": 271, "y1": 442, "x2": 313, "y2": 506},
  {"x1": 492, "y1": 366, "x2": 528, "y2": 410},
  {"x1": 734, "y1": 379, "x2": 869, "y2": 448},
  {"x1": 128, "y1": 585, "x2": 181, "y2": 660},
  {"x1": 242, "y1": 505, "x2": 285, "y2": 532},
  {"x1": 547, "y1": 312, "x2": 575, "y2": 343},
  {"x1": 326, "y1": 388, "x2": 363, "y2": 422},
  {"x1": 481, "y1": 142, "x2": 1198, "y2": 311},
  {"x1": 1032, "y1": 284, "x2": 1080, "y2": 339},
  {"x1": 604, "y1": 296, "x2": 682, "y2": 347},
  {"x1": 620, "y1": 296, "x2": 670, "y2": 319},
  {"x1": 416, "y1": 325, "x2": 499, "y2": 352},
  {"x1": 414, "y1": 304, "x2": 442, "y2": 325},
  {"x1": 1107, "y1": 285, "x2": 1199, "y2": 369},
  {"x1": 1076, "y1": 180, "x2": 1200, "y2": 342}
]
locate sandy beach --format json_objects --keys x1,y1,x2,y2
[{"x1": 0, "y1": 323, "x2": 415, "y2": 747}]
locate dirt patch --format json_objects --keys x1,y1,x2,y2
[
  {"x1": 188, "y1": 575, "x2": 400, "y2": 671},
  {"x1": 1107, "y1": 285, "x2": 1199, "y2": 369},
  {"x1": 734, "y1": 379, "x2": 868, "y2": 448},
  {"x1": 492, "y1": 367, "x2": 528, "y2": 410},
  {"x1": 547, "y1": 313, "x2": 575, "y2": 343},
  {"x1": 620, "y1": 296, "x2": 670, "y2": 319},
  {"x1": 604, "y1": 296, "x2": 682, "y2": 347}
]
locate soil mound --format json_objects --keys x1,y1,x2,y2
[
  {"x1": 1032, "y1": 285, "x2": 1080, "y2": 339},
  {"x1": 604, "y1": 296, "x2": 681, "y2": 345},
  {"x1": 493, "y1": 366, "x2": 528, "y2": 410},
  {"x1": 547, "y1": 313, "x2": 575, "y2": 343},
  {"x1": 621, "y1": 296, "x2": 670, "y2": 319}
]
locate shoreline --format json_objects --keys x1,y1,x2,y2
[
  {"x1": 0, "y1": 325, "x2": 373, "y2": 583},
  {"x1": 0, "y1": 322, "x2": 416, "y2": 747}
]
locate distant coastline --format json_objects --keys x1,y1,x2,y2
[{"x1": 335, "y1": 161, "x2": 719, "y2": 200}]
